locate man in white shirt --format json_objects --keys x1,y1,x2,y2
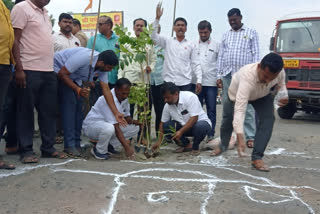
[
  {"x1": 83, "y1": 78, "x2": 139, "y2": 160},
  {"x1": 52, "y1": 13, "x2": 80, "y2": 52},
  {"x1": 151, "y1": 3, "x2": 202, "y2": 93},
  {"x1": 212, "y1": 53, "x2": 289, "y2": 172},
  {"x1": 152, "y1": 82, "x2": 211, "y2": 156},
  {"x1": 196, "y1": 20, "x2": 220, "y2": 141}
]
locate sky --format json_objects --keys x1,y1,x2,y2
[{"x1": 44, "y1": 0, "x2": 320, "y2": 57}]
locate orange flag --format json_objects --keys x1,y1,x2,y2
[{"x1": 84, "y1": 0, "x2": 93, "y2": 13}]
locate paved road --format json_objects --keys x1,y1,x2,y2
[{"x1": 1, "y1": 106, "x2": 320, "y2": 214}]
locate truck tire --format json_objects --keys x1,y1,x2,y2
[{"x1": 277, "y1": 102, "x2": 296, "y2": 119}]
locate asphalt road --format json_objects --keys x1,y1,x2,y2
[{"x1": 1, "y1": 106, "x2": 319, "y2": 214}]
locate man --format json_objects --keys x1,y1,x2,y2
[
  {"x1": 72, "y1": 18, "x2": 88, "y2": 47},
  {"x1": 152, "y1": 82, "x2": 211, "y2": 156},
  {"x1": 212, "y1": 53, "x2": 289, "y2": 172},
  {"x1": 53, "y1": 13, "x2": 80, "y2": 52},
  {"x1": 150, "y1": 25, "x2": 165, "y2": 135},
  {"x1": 11, "y1": 0, "x2": 62, "y2": 163},
  {"x1": 118, "y1": 18, "x2": 156, "y2": 117},
  {"x1": 152, "y1": 3, "x2": 202, "y2": 93},
  {"x1": 54, "y1": 47, "x2": 123, "y2": 157},
  {"x1": 216, "y1": 8, "x2": 260, "y2": 149},
  {"x1": 0, "y1": 0, "x2": 15, "y2": 169},
  {"x1": 83, "y1": 78, "x2": 138, "y2": 160},
  {"x1": 87, "y1": 16, "x2": 119, "y2": 89},
  {"x1": 195, "y1": 20, "x2": 220, "y2": 141}
]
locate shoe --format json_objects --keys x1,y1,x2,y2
[
  {"x1": 207, "y1": 136, "x2": 214, "y2": 142},
  {"x1": 91, "y1": 147, "x2": 109, "y2": 160},
  {"x1": 108, "y1": 144, "x2": 120, "y2": 155}
]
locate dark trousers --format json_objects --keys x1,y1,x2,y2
[
  {"x1": 0, "y1": 79, "x2": 17, "y2": 148},
  {"x1": 150, "y1": 84, "x2": 165, "y2": 134},
  {"x1": 0, "y1": 65, "x2": 11, "y2": 121},
  {"x1": 163, "y1": 120, "x2": 211, "y2": 150},
  {"x1": 16, "y1": 71, "x2": 57, "y2": 157},
  {"x1": 197, "y1": 86, "x2": 217, "y2": 137},
  {"x1": 219, "y1": 93, "x2": 275, "y2": 161},
  {"x1": 177, "y1": 83, "x2": 194, "y2": 92},
  {"x1": 58, "y1": 80, "x2": 84, "y2": 149}
]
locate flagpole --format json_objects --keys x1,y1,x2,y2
[{"x1": 171, "y1": 0, "x2": 177, "y2": 37}]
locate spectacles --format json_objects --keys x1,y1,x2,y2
[{"x1": 98, "y1": 23, "x2": 108, "y2": 26}]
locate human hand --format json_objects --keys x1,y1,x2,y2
[
  {"x1": 15, "y1": 68, "x2": 26, "y2": 88},
  {"x1": 216, "y1": 79, "x2": 223, "y2": 88},
  {"x1": 145, "y1": 66, "x2": 152, "y2": 74},
  {"x1": 156, "y1": 2, "x2": 164, "y2": 20},
  {"x1": 278, "y1": 97, "x2": 289, "y2": 107},
  {"x1": 125, "y1": 145, "x2": 135, "y2": 160},
  {"x1": 195, "y1": 83, "x2": 202, "y2": 94},
  {"x1": 236, "y1": 133, "x2": 248, "y2": 158},
  {"x1": 152, "y1": 140, "x2": 161, "y2": 152},
  {"x1": 172, "y1": 130, "x2": 183, "y2": 141},
  {"x1": 116, "y1": 112, "x2": 128, "y2": 127},
  {"x1": 79, "y1": 87, "x2": 91, "y2": 98}
]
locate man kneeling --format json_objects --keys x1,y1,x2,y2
[
  {"x1": 82, "y1": 78, "x2": 138, "y2": 160},
  {"x1": 152, "y1": 82, "x2": 212, "y2": 155}
]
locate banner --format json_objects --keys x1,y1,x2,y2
[{"x1": 72, "y1": 12, "x2": 124, "y2": 32}]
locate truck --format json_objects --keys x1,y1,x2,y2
[{"x1": 269, "y1": 12, "x2": 320, "y2": 119}]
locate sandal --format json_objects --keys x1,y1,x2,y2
[
  {"x1": 252, "y1": 160, "x2": 270, "y2": 172},
  {"x1": 21, "y1": 155, "x2": 39, "y2": 164},
  {"x1": 247, "y1": 140, "x2": 254, "y2": 148},
  {"x1": 190, "y1": 150, "x2": 201, "y2": 156},
  {"x1": 55, "y1": 136, "x2": 64, "y2": 144},
  {"x1": 64, "y1": 148, "x2": 82, "y2": 158},
  {"x1": 0, "y1": 160, "x2": 15, "y2": 170},
  {"x1": 173, "y1": 147, "x2": 192, "y2": 153},
  {"x1": 42, "y1": 151, "x2": 68, "y2": 159}
]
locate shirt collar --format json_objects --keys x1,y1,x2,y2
[
  {"x1": 91, "y1": 51, "x2": 100, "y2": 69},
  {"x1": 199, "y1": 37, "x2": 211, "y2": 44},
  {"x1": 100, "y1": 31, "x2": 116, "y2": 40},
  {"x1": 58, "y1": 31, "x2": 75, "y2": 39},
  {"x1": 230, "y1": 24, "x2": 247, "y2": 32},
  {"x1": 174, "y1": 37, "x2": 187, "y2": 42},
  {"x1": 26, "y1": 0, "x2": 48, "y2": 13}
]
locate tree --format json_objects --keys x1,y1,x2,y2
[
  {"x1": 114, "y1": 24, "x2": 155, "y2": 153},
  {"x1": 3, "y1": 0, "x2": 14, "y2": 10}
]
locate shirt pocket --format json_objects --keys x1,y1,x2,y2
[{"x1": 178, "y1": 46, "x2": 192, "y2": 63}]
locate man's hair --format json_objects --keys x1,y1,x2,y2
[
  {"x1": 133, "y1": 18, "x2": 147, "y2": 27},
  {"x1": 72, "y1": 18, "x2": 82, "y2": 30},
  {"x1": 15, "y1": 0, "x2": 24, "y2": 4},
  {"x1": 115, "y1": 78, "x2": 132, "y2": 89},
  {"x1": 198, "y1": 20, "x2": 212, "y2": 31},
  {"x1": 161, "y1": 82, "x2": 180, "y2": 96},
  {"x1": 260, "y1": 53, "x2": 284, "y2": 73},
  {"x1": 174, "y1": 17, "x2": 187, "y2": 26},
  {"x1": 227, "y1": 8, "x2": 242, "y2": 17},
  {"x1": 98, "y1": 50, "x2": 119, "y2": 66},
  {"x1": 59, "y1": 13, "x2": 73, "y2": 22},
  {"x1": 100, "y1": 15, "x2": 113, "y2": 28}
]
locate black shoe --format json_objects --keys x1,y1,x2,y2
[{"x1": 108, "y1": 144, "x2": 120, "y2": 155}]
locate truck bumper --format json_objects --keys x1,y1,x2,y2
[{"x1": 288, "y1": 89, "x2": 320, "y2": 106}]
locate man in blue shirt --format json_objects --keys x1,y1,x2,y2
[{"x1": 54, "y1": 47, "x2": 124, "y2": 157}]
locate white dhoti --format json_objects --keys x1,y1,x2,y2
[{"x1": 83, "y1": 121, "x2": 139, "y2": 154}]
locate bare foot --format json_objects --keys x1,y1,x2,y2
[
  {"x1": 237, "y1": 144, "x2": 249, "y2": 157},
  {"x1": 210, "y1": 147, "x2": 222, "y2": 156}
]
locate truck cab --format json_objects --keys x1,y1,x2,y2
[{"x1": 270, "y1": 12, "x2": 320, "y2": 119}]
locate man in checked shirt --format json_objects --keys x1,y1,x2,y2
[{"x1": 216, "y1": 8, "x2": 259, "y2": 149}]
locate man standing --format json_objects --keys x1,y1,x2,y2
[
  {"x1": 152, "y1": 3, "x2": 202, "y2": 93},
  {"x1": 72, "y1": 18, "x2": 88, "y2": 47},
  {"x1": 53, "y1": 13, "x2": 80, "y2": 52},
  {"x1": 0, "y1": 0, "x2": 15, "y2": 169},
  {"x1": 196, "y1": 20, "x2": 220, "y2": 141},
  {"x1": 87, "y1": 16, "x2": 119, "y2": 89},
  {"x1": 150, "y1": 25, "x2": 165, "y2": 135},
  {"x1": 54, "y1": 47, "x2": 122, "y2": 157},
  {"x1": 152, "y1": 82, "x2": 211, "y2": 156},
  {"x1": 216, "y1": 8, "x2": 260, "y2": 148},
  {"x1": 118, "y1": 18, "x2": 156, "y2": 117},
  {"x1": 212, "y1": 53, "x2": 288, "y2": 172},
  {"x1": 83, "y1": 78, "x2": 138, "y2": 160},
  {"x1": 11, "y1": 0, "x2": 62, "y2": 163}
]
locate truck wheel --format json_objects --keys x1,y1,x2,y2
[{"x1": 277, "y1": 102, "x2": 296, "y2": 119}]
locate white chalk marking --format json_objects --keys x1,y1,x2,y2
[
  {"x1": 200, "y1": 183, "x2": 216, "y2": 214},
  {"x1": 243, "y1": 186, "x2": 295, "y2": 204},
  {"x1": 290, "y1": 190, "x2": 315, "y2": 214}
]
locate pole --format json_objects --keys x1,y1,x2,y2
[{"x1": 171, "y1": 0, "x2": 177, "y2": 37}]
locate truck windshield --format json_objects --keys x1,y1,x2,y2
[{"x1": 276, "y1": 20, "x2": 320, "y2": 53}]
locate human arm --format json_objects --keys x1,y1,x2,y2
[
  {"x1": 251, "y1": 30, "x2": 260, "y2": 63},
  {"x1": 277, "y1": 70, "x2": 289, "y2": 107},
  {"x1": 151, "y1": 3, "x2": 167, "y2": 48},
  {"x1": 12, "y1": 28, "x2": 25, "y2": 88},
  {"x1": 100, "y1": 81, "x2": 127, "y2": 126},
  {"x1": 152, "y1": 122, "x2": 164, "y2": 151},
  {"x1": 191, "y1": 43, "x2": 202, "y2": 94},
  {"x1": 114, "y1": 123, "x2": 134, "y2": 158},
  {"x1": 172, "y1": 116, "x2": 198, "y2": 141},
  {"x1": 216, "y1": 37, "x2": 226, "y2": 84}
]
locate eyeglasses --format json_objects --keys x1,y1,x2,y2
[{"x1": 98, "y1": 23, "x2": 108, "y2": 26}]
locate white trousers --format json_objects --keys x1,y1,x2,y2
[{"x1": 83, "y1": 121, "x2": 139, "y2": 154}]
